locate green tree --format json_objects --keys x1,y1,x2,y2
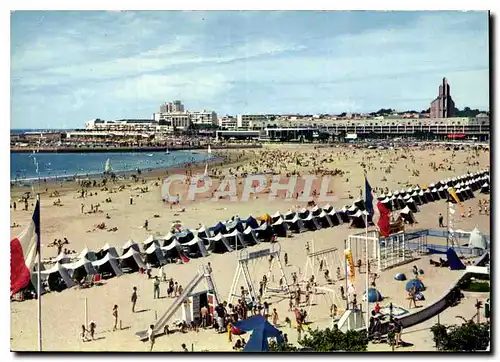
[
  {"x1": 268, "y1": 341, "x2": 298, "y2": 352},
  {"x1": 431, "y1": 321, "x2": 490, "y2": 351},
  {"x1": 298, "y1": 327, "x2": 368, "y2": 352}
]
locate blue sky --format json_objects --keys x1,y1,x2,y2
[{"x1": 11, "y1": 11, "x2": 489, "y2": 129}]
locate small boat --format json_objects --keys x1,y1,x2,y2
[
  {"x1": 207, "y1": 145, "x2": 212, "y2": 154},
  {"x1": 165, "y1": 149, "x2": 170, "y2": 154},
  {"x1": 147, "y1": 154, "x2": 154, "y2": 157},
  {"x1": 104, "y1": 158, "x2": 112, "y2": 173}
]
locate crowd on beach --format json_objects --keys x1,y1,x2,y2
[{"x1": 10, "y1": 142, "x2": 490, "y2": 351}]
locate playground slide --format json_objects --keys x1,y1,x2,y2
[
  {"x1": 473, "y1": 251, "x2": 489, "y2": 266},
  {"x1": 135, "y1": 272, "x2": 205, "y2": 341},
  {"x1": 359, "y1": 270, "x2": 475, "y2": 336}
]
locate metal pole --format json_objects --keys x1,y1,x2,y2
[
  {"x1": 446, "y1": 200, "x2": 449, "y2": 249},
  {"x1": 390, "y1": 302, "x2": 394, "y2": 352},
  {"x1": 37, "y1": 194, "x2": 42, "y2": 352},
  {"x1": 365, "y1": 214, "x2": 369, "y2": 332},
  {"x1": 85, "y1": 298, "x2": 88, "y2": 328},
  {"x1": 344, "y1": 239, "x2": 349, "y2": 311}
]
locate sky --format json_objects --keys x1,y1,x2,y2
[{"x1": 11, "y1": 11, "x2": 489, "y2": 129}]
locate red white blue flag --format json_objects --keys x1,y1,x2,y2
[{"x1": 11, "y1": 200, "x2": 40, "y2": 295}]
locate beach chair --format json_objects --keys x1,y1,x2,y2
[
  {"x1": 79, "y1": 275, "x2": 94, "y2": 289},
  {"x1": 93, "y1": 274, "x2": 104, "y2": 286}
]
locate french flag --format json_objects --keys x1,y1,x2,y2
[
  {"x1": 377, "y1": 201, "x2": 391, "y2": 237},
  {"x1": 365, "y1": 177, "x2": 374, "y2": 224},
  {"x1": 178, "y1": 249, "x2": 190, "y2": 263},
  {"x1": 11, "y1": 200, "x2": 40, "y2": 296}
]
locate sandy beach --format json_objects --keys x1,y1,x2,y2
[{"x1": 10, "y1": 143, "x2": 490, "y2": 352}]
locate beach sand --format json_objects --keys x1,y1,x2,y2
[{"x1": 10, "y1": 144, "x2": 490, "y2": 351}]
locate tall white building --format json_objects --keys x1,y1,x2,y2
[
  {"x1": 189, "y1": 110, "x2": 218, "y2": 125},
  {"x1": 156, "y1": 113, "x2": 191, "y2": 129},
  {"x1": 236, "y1": 114, "x2": 269, "y2": 129},
  {"x1": 219, "y1": 116, "x2": 238, "y2": 129},
  {"x1": 160, "y1": 100, "x2": 185, "y2": 113}
]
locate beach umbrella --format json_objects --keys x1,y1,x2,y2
[
  {"x1": 405, "y1": 279, "x2": 425, "y2": 292},
  {"x1": 394, "y1": 273, "x2": 407, "y2": 281},
  {"x1": 365, "y1": 288, "x2": 383, "y2": 303}
]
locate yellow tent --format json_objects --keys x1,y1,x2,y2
[{"x1": 257, "y1": 213, "x2": 272, "y2": 224}]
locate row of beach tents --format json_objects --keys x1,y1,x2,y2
[
  {"x1": 29, "y1": 169, "x2": 489, "y2": 294},
  {"x1": 376, "y1": 169, "x2": 490, "y2": 224}
]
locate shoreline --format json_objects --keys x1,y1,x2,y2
[
  {"x1": 10, "y1": 149, "x2": 253, "y2": 197},
  {"x1": 10, "y1": 153, "x2": 221, "y2": 184},
  {"x1": 10, "y1": 143, "x2": 262, "y2": 154}
]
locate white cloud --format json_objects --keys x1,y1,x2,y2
[
  {"x1": 112, "y1": 72, "x2": 231, "y2": 102},
  {"x1": 12, "y1": 35, "x2": 304, "y2": 89}
]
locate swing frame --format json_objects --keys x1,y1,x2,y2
[
  {"x1": 301, "y1": 240, "x2": 345, "y2": 284},
  {"x1": 300, "y1": 240, "x2": 345, "y2": 319},
  {"x1": 227, "y1": 243, "x2": 290, "y2": 306}
]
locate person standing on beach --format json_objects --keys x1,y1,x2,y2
[
  {"x1": 80, "y1": 325, "x2": 89, "y2": 342},
  {"x1": 89, "y1": 321, "x2": 96, "y2": 340},
  {"x1": 131, "y1": 287, "x2": 138, "y2": 312},
  {"x1": 153, "y1": 277, "x2": 160, "y2": 299},
  {"x1": 272, "y1": 308, "x2": 279, "y2": 326},
  {"x1": 201, "y1": 305, "x2": 208, "y2": 328},
  {"x1": 412, "y1": 266, "x2": 419, "y2": 279},
  {"x1": 81, "y1": 203, "x2": 84, "y2": 214},
  {"x1": 408, "y1": 287, "x2": 418, "y2": 309},
  {"x1": 13, "y1": 201, "x2": 16, "y2": 211},
  {"x1": 438, "y1": 213, "x2": 444, "y2": 227},
  {"x1": 130, "y1": 196, "x2": 133, "y2": 205},
  {"x1": 394, "y1": 318, "x2": 403, "y2": 348},
  {"x1": 112, "y1": 305, "x2": 119, "y2": 331},
  {"x1": 147, "y1": 324, "x2": 155, "y2": 352},
  {"x1": 284, "y1": 253, "x2": 288, "y2": 266}
]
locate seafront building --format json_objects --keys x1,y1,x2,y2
[
  {"x1": 215, "y1": 115, "x2": 490, "y2": 142},
  {"x1": 189, "y1": 111, "x2": 218, "y2": 126},
  {"x1": 85, "y1": 119, "x2": 157, "y2": 131},
  {"x1": 12, "y1": 114, "x2": 489, "y2": 147},
  {"x1": 218, "y1": 115, "x2": 238, "y2": 129},
  {"x1": 153, "y1": 100, "x2": 218, "y2": 128},
  {"x1": 159, "y1": 100, "x2": 185, "y2": 113},
  {"x1": 430, "y1": 78, "x2": 456, "y2": 118},
  {"x1": 236, "y1": 114, "x2": 271, "y2": 129}
]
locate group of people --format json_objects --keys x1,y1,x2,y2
[
  {"x1": 477, "y1": 199, "x2": 490, "y2": 215},
  {"x1": 48, "y1": 237, "x2": 74, "y2": 256}
]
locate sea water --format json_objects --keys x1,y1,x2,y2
[{"x1": 10, "y1": 151, "x2": 213, "y2": 182}]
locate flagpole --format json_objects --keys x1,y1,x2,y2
[
  {"x1": 365, "y1": 213, "x2": 369, "y2": 332},
  {"x1": 344, "y1": 239, "x2": 349, "y2": 311},
  {"x1": 37, "y1": 194, "x2": 42, "y2": 352},
  {"x1": 446, "y1": 199, "x2": 449, "y2": 249},
  {"x1": 364, "y1": 173, "x2": 370, "y2": 332}
]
